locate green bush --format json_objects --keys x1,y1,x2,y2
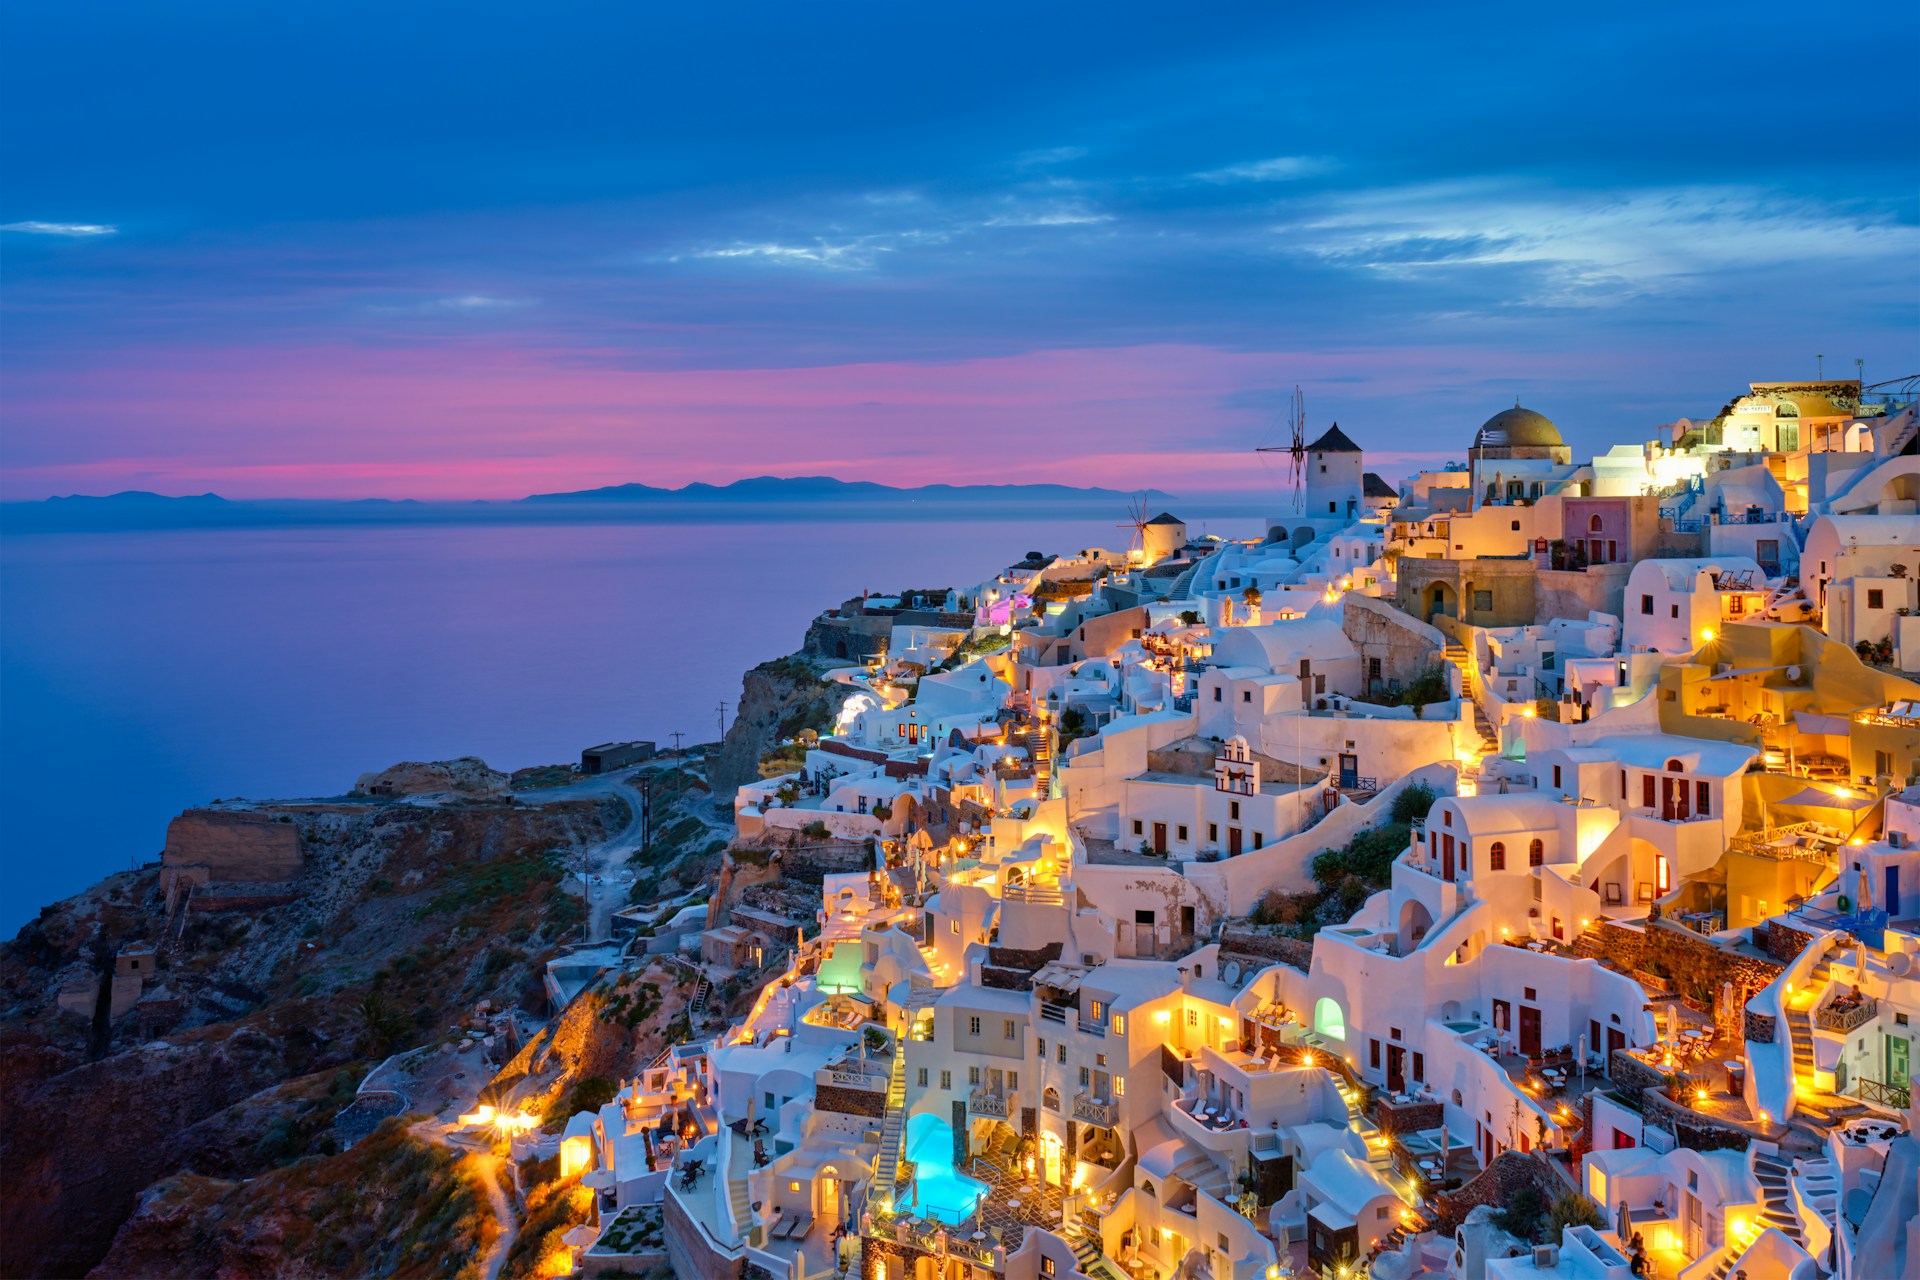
[{"x1": 1390, "y1": 782, "x2": 1439, "y2": 826}]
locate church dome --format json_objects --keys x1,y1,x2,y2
[{"x1": 1474, "y1": 406, "x2": 1562, "y2": 449}]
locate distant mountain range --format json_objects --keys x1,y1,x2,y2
[{"x1": 6, "y1": 478, "x2": 1177, "y2": 530}]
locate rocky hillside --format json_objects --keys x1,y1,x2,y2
[{"x1": 0, "y1": 791, "x2": 616, "y2": 1279}]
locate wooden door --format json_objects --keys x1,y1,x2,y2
[
  {"x1": 1228, "y1": 827, "x2": 1243, "y2": 856},
  {"x1": 1152, "y1": 822, "x2": 1167, "y2": 854},
  {"x1": 1519, "y1": 1005, "x2": 1542, "y2": 1058},
  {"x1": 1386, "y1": 1045, "x2": 1406, "y2": 1093},
  {"x1": 1442, "y1": 836, "x2": 1455, "y2": 882},
  {"x1": 1606, "y1": 1027, "x2": 1625, "y2": 1070}
]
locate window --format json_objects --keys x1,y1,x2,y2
[
  {"x1": 1186, "y1": 1010, "x2": 1198, "y2": 1027},
  {"x1": 1004, "y1": 1019, "x2": 1017, "y2": 1039},
  {"x1": 969, "y1": 1066, "x2": 981, "y2": 1085},
  {"x1": 1696, "y1": 781, "x2": 1710, "y2": 817},
  {"x1": 1315, "y1": 673, "x2": 1326, "y2": 694},
  {"x1": 1641, "y1": 594, "x2": 1654, "y2": 615},
  {"x1": 1113, "y1": 1014, "x2": 1126, "y2": 1034},
  {"x1": 1208, "y1": 823, "x2": 1218, "y2": 842},
  {"x1": 1868, "y1": 589, "x2": 1885, "y2": 609},
  {"x1": 940, "y1": 1070, "x2": 952, "y2": 1089},
  {"x1": 1037, "y1": 1037, "x2": 1045, "y2": 1056},
  {"x1": 969, "y1": 1017, "x2": 981, "y2": 1035},
  {"x1": 1370, "y1": 1039, "x2": 1381, "y2": 1068},
  {"x1": 1524, "y1": 987, "x2": 1536, "y2": 1001},
  {"x1": 1670, "y1": 604, "x2": 1679, "y2": 618},
  {"x1": 1230, "y1": 800, "x2": 1240, "y2": 820},
  {"x1": 1473, "y1": 590, "x2": 1493, "y2": 611},
  {"x1": 1132, "y1": 820, "x2": 1143, "y2": 836},
  {"x1": 1095, "y1": 1053, "x2": 1106, "y2": 1067},
  {"x1": 1529, "y1": 838, "x2": 1543, "y2": 867},
  {"x1": 951, "y1": 918, "x2": 960, "y2": 935},
  {"x1": 1177, "y1": 825, "x2": 1188, "y2": 842},
  {"x1": 1212, "y1": 687, "x2": 1221, "y2": 702},
  {"x1": 1254, "y1": 832, "x2": 1264, "y2": 848},
  {"x1": 1058, "y1": 1043, "x2": 1066, "y2": 1063},
  {"x1": 1620, "y1": 770, "x2": 1627, "y2": 799},
  {"x1": 1079, "y1": 1066, "x2": 1091, "y2": 1087},
  {"x1": 917, "y1": 1068, "x2": 928, "y2": 1087},
  {"x1": 1241, "y1": 689, "x2": 1251, "y2": 703},
  {"x1": 1091, "y1": 1000, "x2": 1104, "y2": 1019},
  {"x1": 1009, "y1": 1072, "x2": 1019, "y2": 1088},
  {"x1": 1412, "y1": 1051, "x2": 1425, "y2": 1082},
  {"x1": 1443, "y1": 810, "x2": 1452, "y2": 827},
  {"x1": 1552, "y1": 765, "x2": 1562, "y2": 789},
  {"x1": 1042, "y1": 1259, "x2": 1055, "y2": 1277},
  {"x1": 766, "y1": 1092, "x2": 775, "y2": 1108},
  {"x1": 1589, "y1": 514, "x2": 1604, "y2": 533},
  {"x1": 1114, "y1": 1076, "x2": 1125, "y2": 1096},
  {"x1": 1511, "y1": 520, "x2": 1521, "y2": 531},
  {"x1": 1489, "y1": 842, "x2": 1506, "y2": 871},
  {"x1": 1390, "y1": 1027, "x2": 1402, "y2": 1041}
]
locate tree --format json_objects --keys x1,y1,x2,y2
[
  {"x1": 356, "y1": 989, "x2": 411, "y2": 1056},
  {"x1": 1390, "y1": 782, "x2": 1439, "y2": 826},
  {"x1": 1546, "y1": 1192, "x2": 1608, "y2": 1241},
  {"x1": 1243, "y1": 586, "x2": 1262, "y2": 610},
  {"x1": 1179, "y1": 610, "x2": 1202, "y2": 627},
  {"x1": 1493, "y1": 1184, "x2": 1547, "y2": 1242}
]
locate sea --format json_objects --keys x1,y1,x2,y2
[{"x1": 0, "y1": 504, "x2": 1265, "y2": 935}]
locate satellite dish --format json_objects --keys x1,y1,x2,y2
[
  {"x1": 1889, "y1": 953, "x2": 1913, "y2": 978},
  {"x1": 1787, "y1": 665, "x2": 1803, "y2": 682},
  {"x1": 1222, "y1": 960, "x2": 1243, "y2": 986}
]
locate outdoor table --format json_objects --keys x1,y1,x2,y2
[{"x1": 1007, "y1": 1200, "x2": 1021, "y2": 1210}]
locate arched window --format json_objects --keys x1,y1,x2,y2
[
  {"x1": 1313, "y1": 997, "x2": 1346, "y2": 1041},
  {"x1": 1529, "y1": 838, "x2": 1544, "y2": 867},
  {"x1": 1589, "y1": 514, "x2": 1603, "y2": 532},
  {"x1": 1488, "y1": 841, "x2": 1506, "y2": 871},
  {"x1": 1665, "y1": 759, "x2": 1684, "y2": 773}
]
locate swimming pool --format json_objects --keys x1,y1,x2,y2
[
  {"x1": 1443, "y1": 1020, "x2": 1481, "y2": 1033},
  {"x1": 816, "y1": 942, "x2": 863, "y2": 995},
  {"x1": 901, "y1": 1113, "x2": 989, "y2": 1226}
]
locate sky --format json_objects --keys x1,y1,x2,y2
[{"x1": 2, "y1": 1, "x2": 1915, "y2": 501}]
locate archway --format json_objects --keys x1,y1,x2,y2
[
  {"x1": 1313, "y1": 996, "x2": 1346, "y2": 1040},
  {"x1": 1290, "y1": 527, "x2": 1315, "y2": 552},
  {"x1": 1427, "y1": 582, "x2": 1457, "y2": 623},
  {"x1": 1266, "y1": 525, "x2": 1289, "y2": 544},
  {"x1": 1398, "y1": 899, "x2": 1435, "y2": 953}
]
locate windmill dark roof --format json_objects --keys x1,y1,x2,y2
[
  {"x1": 1307, "y1": 423, "x2": 1363, "y2": 453},
  {"x1": 1146, "y1": 512, "x2": 1185, "y2": 526},
  {"x1": 1362, "y1": 473, "x2": 1398, "y2": 498}
]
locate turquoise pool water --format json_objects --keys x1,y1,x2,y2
[
  {"x1": 901, "y1": 1113, "x2": 988, "y2": 1225},
  {"x1": 817, "y1": 942, "x2": 863, "y2": 995}
]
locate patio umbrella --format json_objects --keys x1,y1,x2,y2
[
  {"x1": 1617, "y1": 1200, "x2": 1632, "y2": 1242},
  {"x1": 1855, "y1": 938, "x2": 1869, "y2": 994}
]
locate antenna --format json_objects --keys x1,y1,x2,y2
[
  {"x1": 1817, "y1": 353, "x2": 1825, "y2": 379},
  {"x1": 1117, "y1": 494, "x2": 1150, "y2": 558},
  {"x1": 1254, "y1": 386, "x2": 1309, "y2": 512}
]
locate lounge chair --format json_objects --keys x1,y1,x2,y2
[{"x1": 789, "y1": 1213, "x2": 814, "y2": 1239}]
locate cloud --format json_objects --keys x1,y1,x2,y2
[
  {"x1": 434, "y1": 294, "x2": 530, "y2": 310},
  {"x1": 1192, "y1": 157, "x2": 1332, "y2": 184},
  {"x1": 2, "y1": 220, "x2": 117, "y2": 236},
  {"x1": 678, "y1": 239, "x2": 889, "y2": 269}
]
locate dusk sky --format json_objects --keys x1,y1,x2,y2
[{"x1": 2, "y1": 2, "x2": 1915, "y2": 501}]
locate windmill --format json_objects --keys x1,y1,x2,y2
[
  {"x1": 1117, "y1": 493, "x2": 1152, "y2": 560},
  {"x1": 1255, "y1": 385, "x2": 1308, "y2": 512}
]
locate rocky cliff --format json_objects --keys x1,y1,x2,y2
[
  {"x1": 0, "y1": 793, "x2": 614, "y2": 1278},
  {"x1": 708, "y1": 653, "x2": 843, "y2": 791}
]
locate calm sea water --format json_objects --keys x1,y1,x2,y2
[{"x1": 0, "y1": 509, "x2": 1256, "y2": 934}]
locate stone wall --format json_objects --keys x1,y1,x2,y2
[
  {"x1": 1432, "y1": 1152, "x2": 1569, "y2": 1237},
  {"x1": 817, "y1": 1085, "x2": 886, "y2": 1118},
  {"x1": 1608, "y1": 1049, "x2": 1668, "y2": 1096},
  {"x1": 1219, "y1": 930, "x2": 1314, "y2": 973},
  {"x1": 1342, "y1": 594, "x2": 1446, "y2": 692},
  {"x1": 1374, "y1": 1100, "x2": 1444, "y2": 1136},
  {"x1": 1744, "y1": 1010, "x2": 1776, "y2": 1045},
  {"x1": 162, "y1": 810, "x2": 304, "y2": 882},
  {"x1": 1762, "y1": 918, "x2": 1817, "y2": 965},
  {"x1": 1536, "y1": 564, "x2": 1631, "y2": 623},
  {"x1": 1642, "y1": 1092, "x2": 1751, "y2": 1153}
]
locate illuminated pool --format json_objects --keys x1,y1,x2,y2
[
  {"x1": 901, "y1": 1113, "x2": 988, "y2": 1226},
  {"x1": 817, "y1": 942, "x2": 864, "y2": 995}
]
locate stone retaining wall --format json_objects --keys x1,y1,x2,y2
[{"x1": 817, "y1": 1085, "x2": 886, "y2": 1118}]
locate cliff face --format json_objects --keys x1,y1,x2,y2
[
  {"x1": 709, "y1": 654, "x2": 842, "y2": 791},
  {"x1": 0, "y1": 795, "x2": 614, "y2": 1279}
]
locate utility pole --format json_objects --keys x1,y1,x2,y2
[
  {"x1": 669, "y1": 730, "x2": 685, "y2": 751},
  {"x1": 716, "y1": 701, "x2": 729, "y2": 739},
  {"x1": 639, "y1": 775, "x2": 653, "y2": 851},
  {"x1": 1817, "y1": 353, "x2": 1825, "y2": 379}
]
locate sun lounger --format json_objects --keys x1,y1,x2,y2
[
  {"x1": 769, "y1": 1215, "x2": 795, "y2": 1239},
  {"x1": 789, "y1": 1213, "x2": 813, "y2": 1239}
]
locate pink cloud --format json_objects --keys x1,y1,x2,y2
[{"x1": 3, "y1": 340, "x2": 1547, "y2": 500}]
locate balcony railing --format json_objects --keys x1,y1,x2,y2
[
  {"x1": 818, "y1": 1061, "x2": 891, "y2": 1092},
  {"x1": 1854, "y1": 1077, "x2": 1911, "y2": 1110},
  {"x1": 1816, "y1": 996, "x2": 1877, "y2": 1033},
  {"x1": 1073, "y1": 1093, "x2": 1120, "y2": 1127},
  {"x1": 1077, "y1": 1016, "x2": 1106, "y2": 1038},
  {"x1": 967, "y1": 1087, "x2": 1010, "y2": 1118},
  {"x1": 1039, "y1": 1002, "x2": 1070, "y2": 1026}
]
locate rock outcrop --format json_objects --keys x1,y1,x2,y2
[
  {"x1": 354, "y1": 756, "x2": 510, "y2": 799},
  {"x1": 709, "y1": 655, "x2": 841, "y2": 792},
  {"x1": 163, "y1": 810, "x2": 305, "y2": 881}
]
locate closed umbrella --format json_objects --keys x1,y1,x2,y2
[{"x1": 1617, "y1": 1199, "x2": 1632, "y2": 1243}]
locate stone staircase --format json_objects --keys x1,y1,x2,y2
[
  {"x1": 726, "y1": 1130, "x2": 753, "y2": 1237},
  {"x1": 1751, "y1": 1151, "x2": 1805, "y2": 1247},
  {"x1": 1783, "y1": 951, "x2": 1868, "y2": 1126},
  {"x1": 1024, "y1": 722, "x2": 1053, "y2": 797},
  {"x1": 1443, "y1": 643, "x2": 1500, "y2": 754},
  {"x1": 870, "y1": 1042, "x2": 911, "y2": 1206},
  {"x1": 1067, "y1": 1225, "x2": 1128, "y2": 1280}
]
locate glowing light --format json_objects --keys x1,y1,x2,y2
[
  {"x1": 1522, "y1": 705, "x2": 1537, "y2": 718},
  {"x1": 1695, "y1": 1089, "x2": 1709, "y2": 1103},
  {"x1": 1699, "y1": 628, "x2": 1716, "y2": 643},
  {"x1": 559, "y1": 1134, "x2": 593, "y2": 1179}
]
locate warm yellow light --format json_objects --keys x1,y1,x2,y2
[
  {"x1": 1730, "y1": 1215, "x2": 1748, "y2": 1237},
  {"x1": 1695, "y1": 1088, "x2": 1709, "y2": 1103},
  {"x1": 1155, "y1": 1010, "x2": 1171, "y2": 1024},
  {"x1": 559, "y1": 1134, "x2": 592, "y2": 1179},
  {"x1": 1759, "y1": 1110, "x2": 1770, "y2": 1124},
  {"x1": 1502, "y1": 926, "x2": 1512, "y2": 936},
  {"x1": 1700, "y1": 628, "x2": 1715, "y2": 643},
  {"x1": 1850, "y1": 837, "x2": 1864, "y2": 846},
  {"x1": 1522, "y1": 705, "x2": 1536, "y2": 718},
  {"x1": 1580, "y1": 918, "x2": 1591, "y2": 928}
]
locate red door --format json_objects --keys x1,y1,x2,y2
[
  {"x1": 1442, "y1": 835, "x2": 1455, "y2": 882},
  {"x1": 1229, "y1": 827, "x2": 1243, "y2": 856},
  {"x1": 1519, "y1": 1006, "x2": 1542, "y2": 1058},
  {"x1": 1387, "y1": 1045, "x2": 1406, "y2": 1093},
  {"x1": 1152, "y1": 823, "x2": 1167, "y2": 855}
]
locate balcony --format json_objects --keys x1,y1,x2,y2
[
  {"x1": 1039, "y1": 1002, "x2": 1070, "y2": 1026},
  {"x1": 1077, "y1": 1016, "x2": 1106, "y2": 1038},
  {"x1": 1073, "y1": 1092, "x2": 1120, "y2": 1128},
  {"x1": 968, "y1": 1087, "x2": 1011, "y2": 1119},
  {"x1": 815, "y1": 1059, "x2": 890, "y2": 1094},
  {"x1": 1816, "y1": 995, "x2": 1877, "y2": 1033}
]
